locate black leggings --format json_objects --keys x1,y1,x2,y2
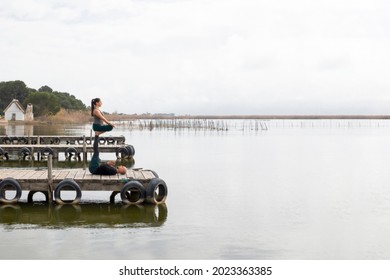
[{"x1": 89, "y1": 136, "x2": 117, "y2": 175}]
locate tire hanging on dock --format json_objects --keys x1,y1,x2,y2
[
  {"x1": 116, "y1": 146, "x2": 129, "y2": 159},
  {"x1": 0, "y1": 177, "x2": 22, "y2": 204},
  {"x1": 117, "y1": 135, "x2": 126, "y2": 145},
  {"x1": 51, "y1": 137, "x2": 61, "y2": 144},
  {"x1": 64, "y1": 147, "x2": 80, "y2": 160},
  {"x1": 18, "y1": 147, "x2": 32, "y2": 160},
  {"x1": 145, "y1": 178, "x2": 168, "y2": 204},
  {"x1": 18, "y1": 137, "x2": 28, "y2": 144},
  {"x1": 1, "y1": 137, "x2": 11, "y2": 144},
  {"x1": 120, "y1": 181, "x2": 146, "y2": 205},
  {"x1": 27, "y1": 191, "x2": 49, "y2": 203},
  {"x1": 39, "y1": 147, "x2": 54, "y2": 158},
  {"x1": 125, "y1": 145, "x2": 135, "y2": 156},
  {"x1": 107, "y1": 137, "x2": 115, "y2": 145},
  {"x1": 54, "y1": 179, "x2": 82, "y2": 204},
  {"x1": 0, "y1": 147, "x2": 9, "y2": 160}
]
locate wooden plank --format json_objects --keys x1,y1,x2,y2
[
  {"x1": 55, "y1": 170, "x2": 71, "y2": 180},
  {"x1": 0, "y1": 169, "x2": 20, "y2": 179},
  {"x1": 27, "y1": 170, "x2": 45, "y2": 181},
  {"x1": 74, "y1": 169, "x2": 86, "y2": 180},
  {"x1": 127, "y1": 170, "x2": 136, "y2": 180},
  {"x1": 36, "y1": 170, "x2": 49, "y2": 180},
  {"x1": 65, "y1": 169, "x2": 78, "y2": 180},
  {"x1": 82, "y1": 172, "x2": 101, "y2": 182},
  {"x1": 133, "y1": 170, "x2": 145, "y2": 180},
  {"x1": 141, "y1": 170, "x2": 155, "y2": 180},
  {"x1": 117, "y1": 173, "x2": 128, "y2": 181},
  {"x1": 18, "y1": 170, "x2": 36, "y2": 180},
  {"x1": 24, "y1": 170, "x2": 45, "y2": 181}
]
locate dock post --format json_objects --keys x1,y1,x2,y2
[
  {"x1": 47, "y1": 154, "x2": 53, "y2": 203},
  {"x1": 83, "y1": 135, "x2": 87, "y2": 170},
  {"x1": 31, "y1": 146, "x2": 34, "y2": 161}
]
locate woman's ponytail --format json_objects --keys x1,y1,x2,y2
[
  {"x1": 91, "y1": 99, "x2": 95, "y2": 116},
  {"x1": 91, "y1": 98, "x2": 100, "y2": 116}
]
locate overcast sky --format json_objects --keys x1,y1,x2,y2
[{"x1": 1, "y1": 0, "x2": 390, "y2": 115}]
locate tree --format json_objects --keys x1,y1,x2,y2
[
  {"x1": 53, "y1": 91, "x2": 86, "y2": 110},
  {"x1": 0, "y1": 80, "x2": 29, "y2": 114},
  {"x1": 1, "y1": 80, "x2": 87, "y2": 117},
  {"x1": 38, "y1": 85, "x2": 53, "y2": 93},
  {"x1": 23, "y1": 92, "x2": 61, "y2": 117}
]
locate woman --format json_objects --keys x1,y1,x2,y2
[{"x1": 91, "y1": 98, "x2": 115, "y2": 136}]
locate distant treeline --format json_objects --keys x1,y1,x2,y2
[{"x1": 0, "y1": 80, "x2": 86, "y2": 117}]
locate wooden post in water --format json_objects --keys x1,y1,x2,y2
[
  {"x1": 47, "y1": 154, "x2": 53, "y2": 203},
  {"x1": 83, "y1": 135, "x2": 87, "y2": 170}
]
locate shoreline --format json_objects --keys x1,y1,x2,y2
[{"x1": 2, "y1": 114, "x2": 390, "y2": 125}]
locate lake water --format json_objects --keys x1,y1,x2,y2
[{"x1": 1, "y1": 119, "x2": 390, "y2": 260}]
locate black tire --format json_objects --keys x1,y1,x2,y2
[
  {"x1": 117, "y1": 136, "x2": 126, "y2": 144},
  {"x1": 146, "y1": 169, "x2": 159, "y2": 178},
  {"x1": 65, "y1": 147, "x2": 79, "y2": 160},
  {"x1": 109, "y1": 191, "x2": 120, "y2": 203},
  {"x1": 107, "y1": 137, "x2": 115, "y2": 145},
  {"x1": 18, "y1": 147, "x2": 32, "y2": 160},
  {"x1": 116, "y1": 146, "x2": 129, "y2": 159},
  {"x1": 0, "y1": 147, "x2": 9, "y2": 160},
  {"x1": 40, "y1": 147, "x2": 54, "y2": 157},
  {"x1": 98, "y1": 137, "x2": 106, "y2": 145},
  {"x1": 54, "y1": 179, "x2": 82, "y2": 204},
  {"x1": 145, "y1": 178, "x2": 168, "y2": 204},
  {"x1": 0, "y1": 177, "x2": 22, "y2": 204},
  {"x1": 120, "y1": 181, "x2": 146, "y2": 205},
  {"x1": 2, "y1": 137, "x2": 11, "y2": 144},
  {"x1": 51, "y1": 137, "x2": 61, "y2": 145},
  {"x1": 18, "y1": 137, "x2": 28, "y2": 144},
  {"x1": 27, "y1": 191, "x2": 49, "y2": 203},
  {"x1": 125, "y1": 145, "x2": 135, "y2": 156}
]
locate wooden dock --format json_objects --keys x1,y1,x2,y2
[
  {"x1": 0, "y1": 143, "x2": 135, "y2": 160},
  {"x1": 0, "y1": 163, "x2": 167, "y2": 205},
  {"x1": 0, "y1": 135, "x2": 126, "y2": 145}
]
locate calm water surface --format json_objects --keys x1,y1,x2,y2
[{"x1": 1, "y1": 119, "x2": 390, "y2": 259}]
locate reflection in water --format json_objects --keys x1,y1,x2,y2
[
  {"x1": 0, "y1": 203, "x2": 167, "y2": 228},
  {"x1": 4, "y1": 124, "x2": 34, "y2": 136}
]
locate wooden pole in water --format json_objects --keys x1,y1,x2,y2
[
  {"x1": 83, "y1": 135, "x2": 87, "y2": 170},
  {"x1": 47, "y1": 154, "x2": 53, "y2": 203}
]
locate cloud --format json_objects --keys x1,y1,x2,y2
[{"x1": 1, "y1": 0, "x2": 390, "y2": 115}]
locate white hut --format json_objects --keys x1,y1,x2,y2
[{"x1": 3, "y1": 99, "x2": 34, "y2": 121}]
